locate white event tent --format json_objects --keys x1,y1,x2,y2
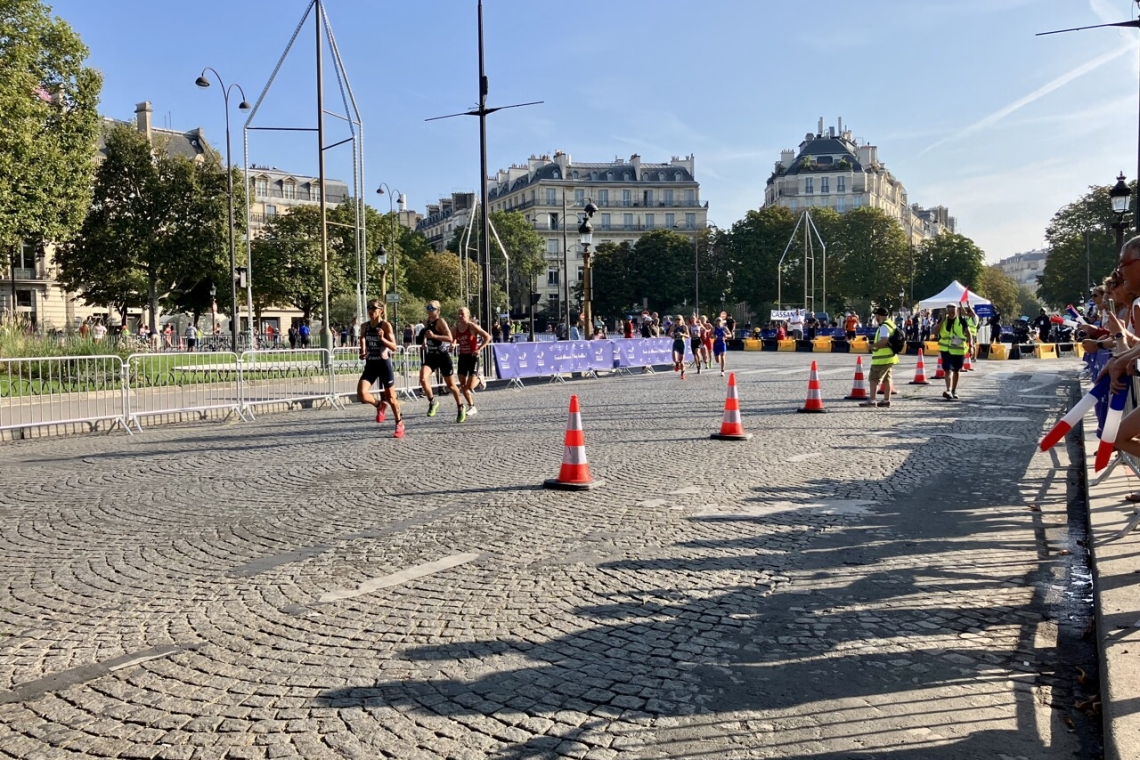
[{"x1": 917, "y1": 280, "x2": 991, "y2": 310}]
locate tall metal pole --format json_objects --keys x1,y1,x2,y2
[
  {"x1": 562, "y1": 191, "x2": 570, "y2": 334},
  {"x1": 224, "y1": 102, "x2": 239, "y2": 350},
  {"x1": 477, "y1": 0, "x2": 493, "y2": 329},
  {"x1": 693, "y1": 228, "x2": 699, "y2": 317},
  {"x1": 315, "y1": 0, "x2": 332, "y2": 351}
]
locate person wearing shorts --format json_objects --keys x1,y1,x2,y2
[
  {"x1": 700, "y1": 315, "x2": 715, "y2": 370},
  {"x1": 418, "y1": 300, "x2": 465, "y2": 421},
  {"x1": 862, "y1": 306, "x2": 899, "y2": 408},
  {"x1": 671, "y1": 315, "x2": 688, "y2": 380},
  {"x1": 688, "y1": 315, "x2": 704, "y2": 374},
  {"x1": 357, "y1": 300, "x2": 403, "y2": 438},
  {"x1": 453, "y1": 307, "x2": 491, "y2": 418},
  {"x1": 938, "y1": 303, "x2": 970, "y2": 400},
  {"x1": 712, "y1": 318, "x2": 729, "y2": 376}
]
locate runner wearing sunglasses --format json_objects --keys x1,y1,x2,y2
[
  {"x1": 357, "y1": 300, "x2": 403, "y2": 438},
  {"x1": 418, "y1": 300, "x2": 465, "y2": 422}
]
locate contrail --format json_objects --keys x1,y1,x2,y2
[{"x1": 922, "y1": 41, "x2": 1136, "y2": 155}]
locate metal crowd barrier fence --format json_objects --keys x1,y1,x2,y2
[
  {"x1": 331, "y1": 346, "x2": 420, "y2": 402},
  {"x1": 125, "y1": 351, "x2": 244, "y2": 431},
  {"x1": 240, "y1": 349, "x2": 339, "y2": 416},
  {"x1": 0, "y1": 355, "x2": 129, "y2": 434}
]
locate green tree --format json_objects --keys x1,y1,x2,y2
[
  {"x1": 1015, "y1": 285, "x2": 1041, "y2": 318},
  {"x1": 249, "y1": 205, "x2": 349, "y2": 322},
  {"x1": 403, "y1": 250, "x2": 466, "y2": 305},
  {"x1": 56, "y1": 124, "x2": 235, "y2": 330},
  {"x1": 911, "y1": 232, "x2": 986, "y2": 300},
  {"x1": 0, "y1": 0, "x2": 102, "y2": 270},
  {"x1": 1038, "y1": 182, "x2": 1130, "y2": 307},
  {"x1": 723, "y1": 206, "x2": 798, "y2": 314},
  {"x1": 588, "y1": 241, "x2": 634, "y2": 317},
  {"x1": 976, "y1": 265, "x2": 1019, "y2": 319},
  {"x1": 826, "y1": 207, "x2": 909, "y2": 309},
  {"x1": 446, "y1": 211, "x2": 544, "y2": 313},
  {"x1": 625, "y1": 229, "x2": 698, "y2": 315}
]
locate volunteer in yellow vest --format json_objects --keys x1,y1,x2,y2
[
  {"x1": 861, "y1": 306, "x2": 899, "y2": 408},
  {"x1": 938, "y1": 303, "x2": 971, "y2": 400},
  {"x1": 962, "y1": 303, "x2": 979, "y2": 358}
]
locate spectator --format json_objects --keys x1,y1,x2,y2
[
  {"x1": 1032, "y1": 308, "x2": 1051, "y2": 343},
  {"x1": 844, "y1": 312, "x2": 859, "y2": 341},
  {"x1": 299, "y1": 321, "x2": 311, "y2": 348},
  {"x1": 805, "y1": 313, "x2": 818, "y2": 341},
  {"x1": 624, "y1": 317, "x2": 634, "y2": 339},
  {"x1": 789, "y1": 309, "x2": 804, "y2": 340},
  {"x1": 185, "y1": 322, "x2": 198, "y2": 352}
]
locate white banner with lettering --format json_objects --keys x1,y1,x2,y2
[{"x1": 770, "y1": 310, "x2": 801, "y2": 321}]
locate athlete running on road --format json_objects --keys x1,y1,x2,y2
[
  {"x1": 671, "y1": 315, "x2": 688, "y2": 380},
  {"x1": 453, "y1": 307, "x2": 491, "y2": 417},
  {"x1": 701, "y1": 315, "x2": 715, "y2": 370},
  {"x1": 688, "y1": 315, "x2": 704, "y2": 374},
  {"x1": 356, "y1": 300, "x2": 403, "y2": 438},
  {"x1": 418, "y1": 300, "x2": 465, "y2": 422},
  {"x1": 712, "y1": 317, "x2": 729, "y2": 376}
]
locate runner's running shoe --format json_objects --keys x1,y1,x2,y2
[
  {"x1": 376, "y1": 402, "x2": 386, "y2": 423},
  {"x1": 427, "y1": 398, "x2": 439, "y2": 417},
  {"x1": 457, "y1": 406, "x2": 467, "y2": 423},
  {"x1": 393, "y1": 420, "x2": 405, "y2": 438},
  {"x1": 466, "y1": 405, "x2": 478, "y2": 416}
]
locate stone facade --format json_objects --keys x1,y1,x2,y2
[
  {"x1": 995, "y1": 248, "x2": 1048, "y2": 291},
  {"x1": 763, "y1": 118, "x2": 955, "y2": 246}
]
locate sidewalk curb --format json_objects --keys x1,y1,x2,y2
[{"x1": 1081, "y1": 417, "x2": 1140, "y2": 760}]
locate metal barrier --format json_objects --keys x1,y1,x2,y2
[
  {"x1": 331, "y1": 347, "x2": 420, "y2": 402},
  {"x1": 240, "y1": 349, "x2": 339, "y2": 416},
  {"x1": 0, "y1": 355, "x2": 129, "y2": 434},
  {"x1": 125, "y1": 351, "x2": 244, "y2": 430}
]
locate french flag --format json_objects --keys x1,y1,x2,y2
[
  {"x1": 1095, "y1": 386, "x2": 1131, "y2": 471},
  {"x1": 1039, "y1": 376, "x2": 1108, "y2": 452},
  {"x1": 1066, "y1": 305, "x2": 1084, "y2": 323}
]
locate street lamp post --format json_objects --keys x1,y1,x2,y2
[
  {"x1": 210, "y1": 283, "x2": 217, "y2": 344},
  {"x1": 195, "y1": 69, "x2": 251, "y2": 350},
  {"x1": 1110, "y1": 172, "x2": 1131, "y2": 255},
  {"x1": 579, "y1": 202, "x2": 597, "y2": 332},
  {"x1": 376, "y1": 184, "x2": 404, "y2": 326},
  {"x1": 675, "y1": 220, "x2": 716, "y2": 317}
]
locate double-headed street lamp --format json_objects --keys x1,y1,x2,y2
[
  {"x1": 195, "y1": 68, "x2": 250, "y2": 349},
  {"x1": 675, "y1": 220, "x2": 717, "y2": 317},
  {"x1": 375, "y1": 184, "x2": 405, "y2": 326},
  {"x1": 578, "y1": 202, "x2": 597, "y2": 332},
  {"x1": 1110, "y1": 172, "x2": 1131, "y2": 255}
]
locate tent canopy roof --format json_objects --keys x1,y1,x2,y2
[{"x1": 917, "y1": 280, "x2": 991, "y2": 309}]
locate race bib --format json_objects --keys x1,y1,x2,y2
[{"x1": 951, "y1": 336, "x2": 964, "y2": 348}]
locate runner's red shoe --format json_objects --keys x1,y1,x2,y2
[
  {"x1": 376, "y1": 402, "x2": 386, "y2": 423},
  {"x1": 393, "y1": 420, "x2": 405, "y2": 438}
]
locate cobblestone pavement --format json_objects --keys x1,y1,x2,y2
[{"x1": 0, "y1": 353, "x2": 1099, "y2": 758}]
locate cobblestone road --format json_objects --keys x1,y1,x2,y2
[{"x1": 0, "y1": 353, "x2": 1099, "y2": 758}]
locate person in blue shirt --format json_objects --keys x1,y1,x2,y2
[{"x1": 712, "y1": 317, "x2": 730, "y2": 377}]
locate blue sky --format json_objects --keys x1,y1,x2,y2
[{"x1": 46, "y1": 0, "x2": 1140, "y2": 263}]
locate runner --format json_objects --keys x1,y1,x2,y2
[
  {"x1": 453, "y1": 307, "x2": 491, "y2": 417},
  {"x1": 700, "y1": 315, "x2": 715, "y2": 370},
  {"x1": 671, "y1": 314, "x2": 688, "y2": 380},
  {"x1": 417, "y1": 300, "x2": 465, "y2": 422},
  {"x1": 356, "y1": 300, "x2": 404, "y2": 438},
  {"x1": 711, "y1": 317, "x2": 729, "y2": 376},
  {"x1": 688, "y1": 315, "x2": 704, "y2": 375}
]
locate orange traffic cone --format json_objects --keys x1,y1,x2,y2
[
  {"x1": 962, "y1": 351, "x2": 974, "y2": 372},
  {"x1": 909, "y1": 349, "x2": 930, "y2": 385},
  {"x1": 877, "y1": 379, "x2": 900, "y2": 396},
  {"x1": 711, "y1": 372, "x2": 753, "y2": 440},
  {"x1": 544, "y1": 395, "x2": 603, "y2": 490},
  {"x1": 932, "y1": 353, "x2": 946, "y2": 379},
  {"x1": 844, "y1": 356, "x2": 870, "y2": 400},
  {"x1": 798, "y1": 361, "x2": 827, "y2": 413}
]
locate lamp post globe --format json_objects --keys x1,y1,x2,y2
[{"x1": 1111, "y1": 172, "x2": 1131, "y2": 254}]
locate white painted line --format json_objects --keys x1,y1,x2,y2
[
  {"x1": 319, "y1": 552, "x2": 481, "y2": 603},
  {"x1": 636, "y1": 499, "x2": 667, "y2": 508},
  {"x1": 668, "y1": 486, "x2": 701, "y2": 495},
  {"x1": 107, "y1": 646, "x2": 182, "y2": 672},
  {"x1": 788, "y1": 452, "x2": 824, "y2": 463},
  {"x1": 734, "y1": 368, "x2": 780, "y2": 375},
  {"x1": 817, "y1": 367, "x2": 856, "y2": 376}
]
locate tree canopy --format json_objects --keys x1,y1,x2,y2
[
  {"x1": 0, "y1": 0, "x2": 102, "y2": 258},
  {"x1": 1038, "y1": 181, "x2": 1131, "y2": 307},
  {"x1": 446, "y1": 210, "x2": 545, "y2": 313},
  {"x1": 56, "y1": 124, "x2": 235, "y2": 329}
]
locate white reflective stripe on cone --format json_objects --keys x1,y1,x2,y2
[
  {"x1": 568, "y1": 413, "x2": 582, "y2": 430},
  {"x1": 562, "y1": 447, "x2": 588, "y2": 465}
]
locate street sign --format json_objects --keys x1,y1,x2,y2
[{"x1": 385, "y1": 293, "x2": 399, "y2": 303}]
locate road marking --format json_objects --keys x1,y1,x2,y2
[
  {"x1": 788, "y1": 452, "x2": 823, "y2": 463},
  {"x1": 318, "y1": 552, "x2": 482, "y2": 603},
  {"x1": 636, "y1": 499, "x2": 667, "y2": 508},
  {"x1": 0, "y1": 645, "x2": 186, "y2": 705},
  {"x1": 668, "y1": 486, "x2": 701, "y2": 495}
]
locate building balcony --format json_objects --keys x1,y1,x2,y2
[
  {"x1": 9, "y1": 267, "x2": 42, "y2": 281},
  {"x1": 253, "y1": 189, "x2": 347, "y2": 204}
]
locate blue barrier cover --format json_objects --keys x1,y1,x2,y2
[{"x1": 495, "y1": 338, "x2": 690, "y2": 379}]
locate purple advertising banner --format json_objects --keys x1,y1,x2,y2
[{"x1": 494, "y1": 338, "x2": 687, "y2": 380}]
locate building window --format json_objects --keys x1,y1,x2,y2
[
  {"x1": 624, "y1": 172, "x2": 631, "y2": 181},
  {"x1": 266, "y1": 205, "x2": 277, "y2": 217},
  {"x1": 16, "y1": 241, "x2": 35, "y2": 269},
  {"x1": 821, "y1": 178, "x2": 829, "y2": 194},
  {"x1": 255, "y1": 178, "x2": 268, "y2": 197},
  {"x1": 685, "y1": 213, "x2": 696, "y2": 228},
  {"x1": 591, "y1": 172, "x2": 598, "y2": 180},
  {"x1": 547, "y1": 269, "x2": 559, "y2": 285},
  {"x1": 685, "y1": 189, "x2": 695, "y2": 205},
  {"x1": 789, "y1": 199, "x2": 798, "y2": 211},
  {"x1": 852, "y1": 195, "x2": 862, "y2": 208},
  {"x1": 658, "y1": 172, "x2": 665, "y2": 180},
  {"x1": 598, "y1": 189, "x2": 609, "y2": 206},
  {"x1": 283, "y1": 182, "x2": 296, "y2": 200},
  {"x1": 622, "y1": 189, "x2": 631, "y2": 206},
  {"x1": 600, "y1": 213, "x2": 611, "y2": 230},
  {"x1": 552, "y1": 170, "x2": 560, "y2": 179},
  {"x1": 836, "y1": 196, "x2": 845, "y2": 212},
  {"x1": 804, "y1": 178, "x2": 813, "y2": 194},
  {"x1": 665, "y1": 213, "x2": 675, "y2": 228},
  {"x1": 644, "y1": 190, "x2": 653, "y2": 206},
  {"x1": 15, "y1": 289, "x2": 33, "y2": 308},
  {"x1": 675, "y1": 172, "x2": 683, "y2": 181},
  {"x1": 664, "y1": 189, "x2": 674, "y2": 205},
  {"x1": 577, "y1": 267, "x2": 583, "y2": 281},
  {"x1": 645, "y1": 214, "x2": 654, "y2": 229},
  {"x1": 575, "y1": 189, "x2": 585, "y2": 205},
  {"x1": 606, "y1": 171, "x2": 613, "y2": 180},
  {"x1": 837, "y1": 177, "x2": 845, "y2": 193},
  {"x1": 546, "y1": 188, "x2": 556, "y2": 205},
  {"x1": 623, "y1": 213, "x2": 633, "y2": 229},
  {"x1": 547, "y1": 239, "x2": 559, "y2": 254}
]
